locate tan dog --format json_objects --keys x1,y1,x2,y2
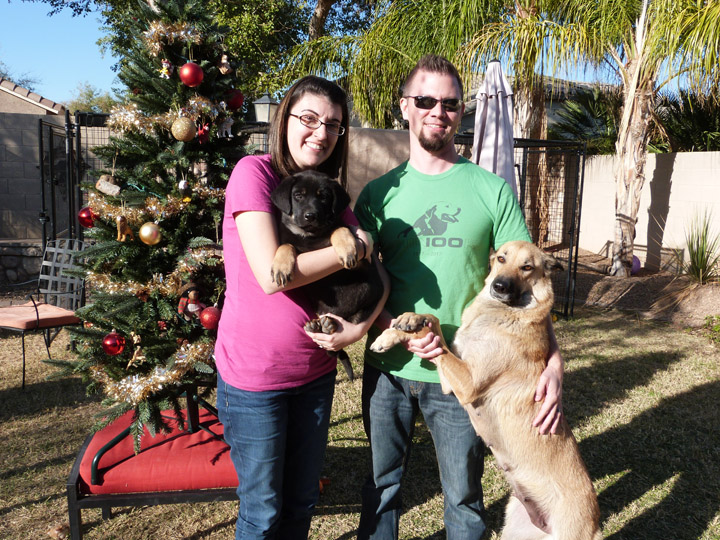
[
  {"x1": 370, "y1": 240, "x2": 601, "y2": 540},
  {"x1": 116, "y1": 215, "x2": 134, "y2": 242}
]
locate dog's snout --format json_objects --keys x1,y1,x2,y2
[
  {"x1": 492, "y1": 278, "x2": 513, "y2": 297},
  {"x1": 303, "y1": 211, "x2": 318, "y2": 222}
]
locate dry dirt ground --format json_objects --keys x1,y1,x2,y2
[{"x1": 573, "y1": 249, "x2": 720, "y2": 328}]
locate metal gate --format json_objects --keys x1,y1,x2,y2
[
  {"x1": 455, "y1": 135, "x2": 585, "y2": 318},
  {"x1": 38, "y1": 111, "x2": 110, "y2": 249}
]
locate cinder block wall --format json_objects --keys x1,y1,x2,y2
[{"x1": 0, "y1": 112, "x2": 64, "y2": 240}]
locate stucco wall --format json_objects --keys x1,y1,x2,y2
[{"x1": 580, "y1": 152, "x2": 720, "y2": 269}]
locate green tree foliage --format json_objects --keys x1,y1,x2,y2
[
  {"x1": 548, "y1": 86, "x2": 622, "y2": 155},
  {"x1": 210, "y1": 0, "x2": 306, "y2": 98},
  {"x1": 653, "y1": 90, "x2": 720, "y2": 152},
  {"x1": 63, "y1": 0, "x2": 245, "y2": 446},
  {"x1": 64, "y1": 82, "x2": 119, "y2": 113}
]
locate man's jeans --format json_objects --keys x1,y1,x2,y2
[
  {"x1": 217, "y1": 369, "x2": 336, "y2": 540},
  {"x1": 358, "y1": 363, "x2": 486, "y2": 540}
]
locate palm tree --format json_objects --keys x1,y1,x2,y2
[
  {"x1": 282, "y1": 0, "x2": 499, "y2": 128},
  {"x1": 561, "y1": 0, "x2": 720, "y2": 276},
  {"x1": 547, "y1": 86, "x2": 623, "y2": 155},
  {"x1": 653, "y1": 89, "x2": 720, "y2": 152}
]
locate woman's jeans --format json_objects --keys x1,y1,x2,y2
[
  {"x1": 217, "y1": 369, "x2": 336, "y2": 540},
  {"x1": 358, "y1": 363, "x2": 487, "y2": 540}
]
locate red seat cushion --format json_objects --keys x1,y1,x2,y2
[
  {"x1": 78, "y1": 409, "x2": 238, "y2": 495},
  {"x1": 0, "y1": 301, "x2": 80, "y2": 330}
]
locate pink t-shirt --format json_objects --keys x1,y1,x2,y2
[{"x1": 215, "y1": 154, "x2": 353, "y2": 391}]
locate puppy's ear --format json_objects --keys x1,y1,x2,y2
[
  {"x1": 543, "y1": 253, "x2": 564, "y2": 274},
  {"x1": 271, "y1": 176, "x2": 296, "y2": 215},
  {"x1": 331, "y1": 181, "x2": 351, "y2": 217}
]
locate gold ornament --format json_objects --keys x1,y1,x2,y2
[
  {"x1": 139, "y1": 222, "x2": 162, "y2": 245},
  {"x1": 171, "y1": 117, "x2": 196, "y2": 142}
]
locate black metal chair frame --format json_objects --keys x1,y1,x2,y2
[
  {"x1": 66, "y1": 386, "x2": 237, "y2": 540},
  {"x1": 0, "y1": 238, "x2": 85, "y2": 388}
]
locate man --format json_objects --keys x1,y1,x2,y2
[{"x1": 353, "y1": 55, "x2": 564, "y2": 540}]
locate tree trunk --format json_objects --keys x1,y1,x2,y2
[
  {"x1": 610, "y1": 77, "x2": 653, "y2": 276},
  {"x1": 309, "y1": 0, "x2": 337, "y2": 40},
  {"x1": 515, "y1": 83, "x2": 549, "y2": 244}
]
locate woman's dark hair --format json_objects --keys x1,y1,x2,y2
[{"x1": 269, "y1": 76, "x2": 349, "y2": 189}]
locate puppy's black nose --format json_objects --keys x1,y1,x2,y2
[
  {"x1": 492, "y1": 278, "x2": 513, "y2": 296},
  {"x1": 304, "y1": 212, "x2": 317, "y2": 222}
]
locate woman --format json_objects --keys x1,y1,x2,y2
[{"x1": 215, "y1": 76, "x2": 388, "y2": 539}]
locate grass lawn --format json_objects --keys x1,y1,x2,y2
[{"x1": 1, "y1": 306, "x2": 719, "y2": 539}]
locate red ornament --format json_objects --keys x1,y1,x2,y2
[
  {"x1": 226, "y1": 89, "x2": 245, "y2": 111},
  {"x1": 179, "y1": 61, "x2": 204, "y2": 87},
  {"x1": 197, "y1": 123, "x2": 210, "y2": 144},
  {"x1": 200, "y1": 306, "x2": 221, "y2": 330},
  {"x1": 78, "y1": 207, "x2": 96, "y2": 228},
  {"x1": 102, "y1": 331, "x2": 126, "y2": 356}
]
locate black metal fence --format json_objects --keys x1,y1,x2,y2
[
  {"x1": 455, "y1": 136, "x2": 586, "y2": 318},
  {"x1": 38, "y1": 111, "x2": 110, "y2": 248}
]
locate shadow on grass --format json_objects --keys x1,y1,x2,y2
[
  {"x1": 0, "y1": 373, "x2": 100, "y2": 423},
  {"x1": 584, "y1": 380, "x2": 720, "y2": 540}
]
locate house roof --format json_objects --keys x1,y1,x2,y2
[{"x1": 0, "y1": 78, "x2": 66, "y2": 115}]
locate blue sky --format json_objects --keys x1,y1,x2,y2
[{"x1": 0, "y1": 1, "x2": 118, "y2": 103}]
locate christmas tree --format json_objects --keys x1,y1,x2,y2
[{"x1": 65, "y1": 0, "x2": 246, "y2": 447}]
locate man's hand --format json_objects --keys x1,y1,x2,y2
[{"x1": 532, "y1": 350, "x2": 564, "y2": 434}]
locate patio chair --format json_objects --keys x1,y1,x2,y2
[{"x1": 0, "y1": 239, "x2": 85, "y2": 388}]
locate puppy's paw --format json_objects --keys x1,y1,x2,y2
[
  {"x1": 369, "y1": 329, "x2": 404, "y2": 353},
  {"x1": 271, "y1": 266, "x2": 293, "y2": 287},
  {"x1": 330, "y1": 227, "x2": 359, "y2": 269},
  {"x1": 393, "y1": 312, "x2": 436, "y2": 333},
  {"x1": 304, "y1": 316, "x2": 338, "y2": 335},
  {"x1": 271, "y1": 244, "x2": 296, "y2": 287}
]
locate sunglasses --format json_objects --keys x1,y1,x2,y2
[
  {"x1": 288, "y1": 113, "x2": 346, "y2": 136},
  {"x1": 404, "y1": 95, "x2": 463, "y2": 112}
]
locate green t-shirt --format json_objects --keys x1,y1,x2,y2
[{"x1": 354, "y1": 157, "x2": 531, "y2": 382}]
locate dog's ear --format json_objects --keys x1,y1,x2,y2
[
  {"x1": 543, "y1": 253, "x2": 564, "y2": 274},
  {"x1": 271, "y1": 176, "x2": 296, "y2": 215},
  {"x1": 331, "y1": 181, "x2": 351, "y2": 217}
]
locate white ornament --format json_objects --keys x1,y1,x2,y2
[{"x1": 218, "y1": 117, "x2": 234, "y2": 139}]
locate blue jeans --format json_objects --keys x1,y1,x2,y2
[
  {"x1": 358, "y1": 363, "x2": 486, "y2": 540},
  {"x1": 217, "y1": 369, "x2": 336, "y2": 540}
]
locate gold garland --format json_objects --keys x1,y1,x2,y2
[
  {"x1": 107, "y1": 97, "x2": 224, "y2": 135},
  {"x1": 85, "y1": 246, "x2": 223, "y2": 297},
  {"x1": 87, "y1": 187, "x2": 224, "y2": 222},
  {"x1": 90, "y1": 340, "x2": 214, "y2": 405},
  {"x1": 143, "y1": 21, "x2": 203, "y2": 57}
]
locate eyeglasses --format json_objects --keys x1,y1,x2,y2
[
  {"x1": 404, "y1": 95, "x2": 463, "y2": 113},
  {"x1": 288, "y1": 113, "x2": 346, "y2": 136}
]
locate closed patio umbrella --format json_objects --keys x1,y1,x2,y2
[{"x1": 471, "y1": 60, "x2": 517, "y2": 195}]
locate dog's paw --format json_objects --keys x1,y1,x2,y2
[
  {"x1": 330, "y1": 227, "x2": 359, "y2": 269},
  {"x1": 304, "y1": 316, "x2": 338, "y2": 334},
  {"x1": 393, "y1": 312, "x2": 435, "y2": 333},
  {"x1": 271, "y1": 244, "x2": 297, "y2": 287},
  {"x1": 369, "y1": 329, "x2": 402, "y2": 353},
  {"x1": 271, "y1": 265, "x2": 293, "y2": 287}
]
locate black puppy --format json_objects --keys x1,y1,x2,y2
[{"x1": 270, "y1": 170, "x2": 384, "y2": 381}]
